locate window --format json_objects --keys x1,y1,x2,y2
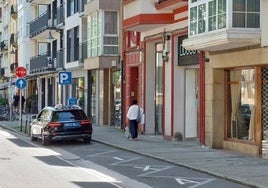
[
  {"x1": 67, "y1": 26, "x2": 79, "y2": 62},
  {"x1": 198, "y1": 4, "x2": 206, "y2": 34},
  {"x1": 104, "y1": 11, "x2": 117, "y2": 34},
  {"x1": 87, "y1": 11, "x2": 102, "y2": 57},
  {"x1": 233, "y1": 0, "x2": 260, "y2": 28},
  {"x1": 226, "y1": 68, "x2": 255, "y2": 141},
  {"x1": 87, "y1": 11, "x2": 119, "y2": 57},
  {"x1": 208, "y1": 0, "x2": 226, "y2": 31},
  {"x1": 190, "y1": 0, "x2": 226, "y2": 36},
  {"x1": 67, "y1": 0, "x2": 79, "y2": 17},
  {"x1": 104, "y1": 11, "x2": 119, "y2": 55}
]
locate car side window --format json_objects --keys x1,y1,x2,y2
[{"x1": 40, "y1": 109, "x2": 51, "y2": 121}]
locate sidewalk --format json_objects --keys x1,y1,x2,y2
[{"x1": 1, "y1": 118, "x2": 267, "y2": 188}]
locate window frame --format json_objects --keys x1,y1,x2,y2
[
  {"x1": 189, "y1": 0, "x2": 259, "y2": 37},
  {"x1": 232, "y1": 0, "x2": 260, "y2": 28},
  {"x1": 87, "y1": 10, "x2": 119, "y2": 57}
]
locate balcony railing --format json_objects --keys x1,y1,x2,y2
[
  {"x1": 11, "y1": 4, "x2": 18, "y2": 19},
  {"x1": 29, "y1": 11, "x2": 49, "y2": 38},
  {"x1": 79, "y1": 0, "x2": 86, "y2": 13},
  {"x1": 79, "y1": 41, "x2": 88, "y2": 63},
  {"x1": 30, "y1": 52, "x2": 56, "y2": 74},
  {"x1": 56, "y1": 4, "x2": 64, "y2": 26},
  {"x1": 10, "y1": 62, "x2": 18, "y2": 73},
  {"x1": 10, "y1": 33, "x2": 18, "y2": 48},
  {"x1": 52, "y1": 49, "x2": 64, "y2": 70},
  {"x1": 0, "y1": 68, "x2": 5, "y2": 77},
  {"x1": 0, "y1": 40, "x2": 8, "y2": 51}
]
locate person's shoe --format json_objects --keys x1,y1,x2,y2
[{"x1": 132, "y1": 138, "x2": 139, "y2": 141}]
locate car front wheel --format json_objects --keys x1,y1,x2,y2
[{"x1": 30, "y1": 134, "x2": 38, "y2": 141}]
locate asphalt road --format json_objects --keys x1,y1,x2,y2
[
  {"x1": 0, "y1": 128, "x2": 250, "y2": 188},
  {"x1": 57, "y1": 140, "x2": 250, "y2": 188}
]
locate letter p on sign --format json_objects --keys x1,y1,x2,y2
[{"x1": 59, "y1": 72, "x2": 72, "y2": 85}]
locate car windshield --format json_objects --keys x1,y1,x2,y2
[{"x1": 51, "y1": 110, "x2": 88, "y2": 122}]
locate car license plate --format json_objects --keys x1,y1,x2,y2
[{"x1": 65, "y1": 122, "x2": 79, "y2": 127}]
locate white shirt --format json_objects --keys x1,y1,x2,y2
[{"x1": 126, "y1": 104, "x2": 144, "y2": 120}]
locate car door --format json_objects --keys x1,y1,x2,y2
[{"x1": 31, "y1": 109, "x2": 51, "y2": 136}]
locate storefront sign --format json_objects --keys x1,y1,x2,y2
[{"x1": 178, "y1": 35, "x2": 199, "y2": 66}]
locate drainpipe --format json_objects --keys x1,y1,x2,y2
[{"x1": 199, "y1": 51, "x2": 205, "y2": 145}]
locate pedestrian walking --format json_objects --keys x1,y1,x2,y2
[
  {"x1": 126, "y1": 99, "x2": 144, "y2": 141},
  {"x1": 13, "y1": 93, "x2": 19, "y2": 112}
]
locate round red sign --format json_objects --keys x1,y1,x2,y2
[{"x1": 15, "y1": 66, "x2": 27, "y2": 78}]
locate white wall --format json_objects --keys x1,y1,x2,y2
[
  {"x1": 145, "y1": 42, "x2": 156, "y2": 134},
  {"x1": 261, "y1": 0, "x2": 268, "y2": 47}
]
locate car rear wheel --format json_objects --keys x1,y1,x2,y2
[
  {"x1": 42, "y1": 134, "x2": 51, "y2": 146},
  {"x1": 83, "y1": 137, "x2": 91, "y2": 143}
]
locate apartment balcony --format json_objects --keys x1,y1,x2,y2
[
  {"x1": 0, "y1": 40, "x2": 8, "y2": 52},
  {"x1": 0, "y1": 18, "x2": 3, "y2": 32},
  {"x1": 29, "y1": 11, "x2": 50, "y2": 39},
  {"x1": 10, "y1": 62, "x2": 18, "y2": 73},
  {"x1": 122, "y1": 0, "x2": 187, "y2": 32},
  {"x1": 29, "y1": 52, "x2": 56, "y2": 74},
  {"x1": 55, "y1": 4, "x2": 64, "y2": 28},
  {"x1": 10, "y1": 33, "x2": 18, "y2": 48},
  {"x1": 183, "y1": 29, "x2": 261, "y2": 52},
  {"x1": 79, "y1": 41, "x2": 88, "y2": 64},
  {"x1": 0, "y1": 68, "x2": 5, "y2": 78},
  {"x1": 182, "y1": 0, "x2": 261, "y2": 52},
  {"x1": 11, "y1": 4, "x2": 18, "y2": 19},
  {"x1": 53, "y1": 49, "x2": 64, "y2": 71},
  {"x1": 26, "y1": 0, "x2": 53, "y2": 4}
]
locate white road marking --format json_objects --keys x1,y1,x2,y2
[
  {"x1": 111, "y1": 157, "x2": 142, "y2": 165},
  {"x1": 136, "y1": 166, "x2": 173, "y2": 177},
  {"x1": 143, "y1": 165, "x2": 150, "y2": 171},
  {"x1": 113, "y1": 157, "x2": 123, "y2": 161},
  {"x1": 175, "y1": 178, "x2": 199, "y2": 185},
  {"x1": 87, "y1": 150, "x2": 117, "y2": 157}
]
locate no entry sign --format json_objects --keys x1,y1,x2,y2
[{"x1": 16, "y1": 66, "x2": 27, "y2": 78}]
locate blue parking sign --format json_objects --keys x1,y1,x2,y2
[
  {"x1": 59, "y1": 72, "x2": 72, "y2": 85},
  {"x1": 68, "y1": 97, "x2": 77, "y2": 106}
]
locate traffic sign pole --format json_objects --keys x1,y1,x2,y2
[
  {"x1": 19, "y1": 91, "x2": 22, "y2": 132},
  {"x1": 15, "y1": 66, "x2": 27, "y2": 132}
]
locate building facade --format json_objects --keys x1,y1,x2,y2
[
  {"x1": 0, "y1": 0, "x2": 121, "y2": 128},
  {"x1": 122, "y1": 0, "x2": 201, "y2": 140},
  {"x1": 183, "y1": 0, "x2": 268, "y2": 158},
  {"x1": 122, "y1": 0, "x2": 268, "y2": 159}
]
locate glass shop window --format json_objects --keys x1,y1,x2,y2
[{"x1": 226, "y1": 68, "x2": 255, "y2": 141}]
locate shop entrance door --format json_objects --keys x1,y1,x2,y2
[
  {"x1": 185, "y1": 69, "x2": 199, "y2": 138},
  {"x1": 155, "y1": 45, "x2": 163, "y2": 134}
]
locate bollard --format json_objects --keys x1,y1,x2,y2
[{"x1": 24, "y1": 115, "x2": 28, "y2": 133}]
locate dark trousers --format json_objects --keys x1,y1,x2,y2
[{"x1": 129, "y1": 119, "x2": 138, "y2": 139}]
